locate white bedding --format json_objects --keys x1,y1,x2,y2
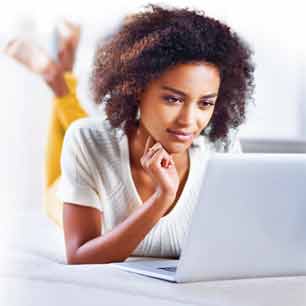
[{"x1": 1, "y1": 210, "x2": 306, "y2": 306}]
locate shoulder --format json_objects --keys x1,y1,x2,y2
[
  {"x1": 62, "y1": 117, "x2": 125, "y2": 166},
  {"x1": 64, "y1": 116, "x2": 122, "y2": 148}
]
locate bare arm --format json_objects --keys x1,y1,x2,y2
[
  {"x1": 64, "y1": 190, "x2": 174, "y2": 264},
  {"x1": 64, "y1": 135, "x2": 179, "y2": 264}
]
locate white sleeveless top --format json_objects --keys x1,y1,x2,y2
[{"x1": 56, "y1": 117, "x2": 242, "y2": 258}]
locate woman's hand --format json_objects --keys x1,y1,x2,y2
[{"x1": 140, "y1": 136, "x2": 179, "y2": 199}]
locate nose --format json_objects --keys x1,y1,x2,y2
[{"x1": 176, "y1": 103, "x2": 197, "y2": 126}]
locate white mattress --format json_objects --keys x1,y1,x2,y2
[{"x1": 1, "y1": 210, "x2": 306, "y2": 306}]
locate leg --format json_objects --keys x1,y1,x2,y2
[
  {"x1": 43, "y1": 99, "x2": 64, "y2": 229},
  {"x1": 43, "y1": 21, "x2": 85, "y2": 229},
  {"x1": 43, "y1": 73, "x2": 87, "y2": 230},
  {"x1": 4, "y1": 20, "x2": 85, "y2": 229}
]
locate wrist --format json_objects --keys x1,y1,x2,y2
[{"x1": 154, "y1": 187, "x2": 176, "y2": 203}]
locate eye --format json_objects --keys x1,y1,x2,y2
[
  {"x1": 163, "y1": 95, "x2": 182, "y2": 104},
  {"x1": 199, "y1": 100, "x2": 215, "y2": 110}
]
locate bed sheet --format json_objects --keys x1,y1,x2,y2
[{"x1": 1, "y1": 210, "x2": 305, "y2": 306}]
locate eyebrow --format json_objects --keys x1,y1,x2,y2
[{"x1": 161, "y1": 85, "x2": 217, "y2": 99}]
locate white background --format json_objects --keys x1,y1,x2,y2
[{"x1": 0, "y1": 0, "x2": 305, "y2": 212}]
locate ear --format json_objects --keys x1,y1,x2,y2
[{"x1": 135, "y1": 91, "x2": 142, "y2": 106}]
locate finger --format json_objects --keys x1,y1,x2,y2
[
  {"x1": 141, "y1": 136, "x2": 155, "y2": 168},
  {"x1": 166, "y1": 158, "x2": 172, "y2": 168},
  {"x1": 164, "y1": 157, "x2": 172, "y2": 168},
  {"x1": 141, "y1": 136, "x2": 152, "y2": 167},
  {"x1": 144, "y1": 135, "x2": 154, "y2": 155},
  {"x1": 148, "y1": 142, "x2": 161, "y2": 152},
  {"x1": 164, "y1": 154, "x2": 175, "y2": 168},
  {"x1": 148, "y1": 142, "x2": 167, "y2": 161},
  {"x1": 147, "y1": 142, "x2": 171, "y2": 161},
  {"x1": 147, "y1": 144, "x2": 162, "y2": 160},
  {"x1": 143, "y1": 136, "x2": 151, "y2": 155},
  {"x1": 165, "y1": 155, "x2": 174, "y2": 168},
  {"x1": 142, "y1": 144, "x2": 161, "y2": 167},
  {"x1": 150, "y1": 147, "x2": 171, "y2": 169},
  {"x1": 142, "y1": 145, "x2": 163, "y2": 168}
]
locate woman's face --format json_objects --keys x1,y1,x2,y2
[{"x1": 137, "y1": 62, "x2": 221, "y2": 154}]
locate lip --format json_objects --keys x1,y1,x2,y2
[
  {"x1": 167, "y1": 128, "x2": 194, "y2": 142},
  {"x1": 167, "y1": 128, "x2": 193, "y2": 136}
]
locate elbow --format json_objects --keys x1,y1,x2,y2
[
  {"x1": 65, "y1": 247, "x2": 84, "y2": 265},
  {"x1": 66, "y1": 252, "x2": 80, "y2": 265},
  {"x1": 65, "y1": 250, "x2": 128, "y2": 265},
  {"x1": 66, "y1": 257, "x2": 127, "y2": 265},
  {"x1": 66, "y1": 259, "x2": 78, "y2": 265}
]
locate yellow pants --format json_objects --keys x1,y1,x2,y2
[{"x1": 43, "y1": 72, "x2": 87, "y2": 229}]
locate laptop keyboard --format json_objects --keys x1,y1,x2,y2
[{"x1": 157, "y1": 266, "x2": 177, "y2": 272}]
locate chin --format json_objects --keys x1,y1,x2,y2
[{"x1": 163, "y1": 140, "x2": 190, "y2": 154}]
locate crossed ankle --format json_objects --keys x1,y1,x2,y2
[{"x1": 42, "y1": 64, "x2": 69, "y2": 97}]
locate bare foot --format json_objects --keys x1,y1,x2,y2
[
  {"x1": 3, "y1": 38, "x2": 52, "y2": 75},
  {"x1": 3, "y1": 38, "x2": 68, "y2": 97},
  {"x1": 56, "y1": 19, "x2": 81, "y2": 72}
]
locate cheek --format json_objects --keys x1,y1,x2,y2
[
  {"x1": 199, "y1": 108, "x2": 215, "y2": 127},
  {"x1": 142, "y1": 106, "x2": 159, "y2": 118},
  {"x1": 149, "y1": 103, "x2": 177, "y2": 123},
  {"x1": 139, "y1": 102, "x2": 169, "y2": 129}
]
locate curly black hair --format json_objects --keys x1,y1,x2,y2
[{"x1": 89, "y1": 3, "x2": 255, "y2": 144}]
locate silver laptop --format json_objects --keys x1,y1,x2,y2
[
  {"x1": 110, "y1": 154, "x2": 306, "y2": 283},
  {"x1": 240, "y1": 137, "x2": 306, "y2": 153}
]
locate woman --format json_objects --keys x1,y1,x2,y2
[{"x1": 6, "y1": 4, "x2": 255, "y2": 264}]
